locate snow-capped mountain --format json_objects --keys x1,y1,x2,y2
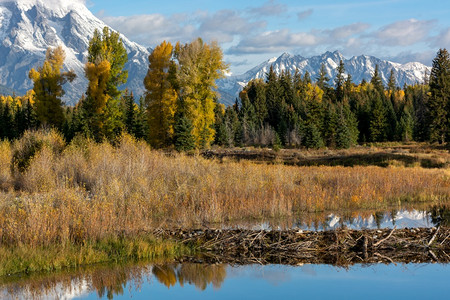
[
  {"x1": 0, "y1": 0, "x2": 149, "y2": 104},
  {"x1": 0, "y1": 1, "x2": 432, "y2": 107},
  {"x1": 217, "y1": 51, "x2": 431, "y2": 105}
]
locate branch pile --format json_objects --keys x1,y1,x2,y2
[{"x1": 153, "y1": 227, "x2": 450, "y2": 266}]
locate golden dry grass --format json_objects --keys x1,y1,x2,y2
[{"x1": 0, "y1": 130, "x2": 448, "y2": 249}]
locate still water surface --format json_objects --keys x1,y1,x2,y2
[
  {"x1": 2, "y1": 262, "x2": 449, "y2": 299},
  {"x1": 224, "y1": 207, "x2": 446, "y2": 231}
]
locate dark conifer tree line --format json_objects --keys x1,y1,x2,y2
[
  {"x1": 215, "y1": 50, "x2": 450, "y2": 149},
  {"x1": 0, "y1": 33, "x2": 449, "y2": 150}
]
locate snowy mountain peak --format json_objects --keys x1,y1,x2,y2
[
  {"x1": 279, "y1": 52, "x2": 292, "y2": 59},
  {"x1": 0, "y1": 0, "x2": 149, "y2": 104}
]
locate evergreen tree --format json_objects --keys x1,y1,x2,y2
[
  {"x1": 303, "y1": 122, "x2": 324, "y2": 149},
  {"x1": 336, "y1": 104, "x2": 359, "y2": 149},
  {"x1": 239, "y1": 90, "x2": 256, "y2": 144},
  {"x1": 265, "y1": 66, "x2": 287, "y2": 141},
  {"x1": 428, "y1": 48, "x2": 450, "y2": 143},
  {"x1": 316, "y1": 63, "x2": 330, "y2": 91},
  {"x1": 246, "y1": 79, "x2": 267, "y2": 128},
  {"x1": 29, "y1": 46, "x2": 76, "y2": 129},
  {"x1": 387, "y1": 69, "x2": 397, "y2": 92},
  {"x1": 122, "y1": 90, "x2": 136, "y2": 136},
  {"x1": 133, "y1": 96, "x2": 148, "y2": 140},
  {"x1": 407, "y1": 84, "x2": 429, "y2": 141},
  {"x1": 214, "y1": 102, "x2": 232, "y2": 146},
  {"x1": 14, "y1": 102, "x2": 27, "y2": 137},
  {"x1": 369, "y1": 96, "x2": 388, "y2": 142},
  {"x1": 397, "y1": 107, "x2": 414, "y2": 142},
  {"x1": 303, "y1": 71, "x2": 312, "y2": 85},
  {"x1": 173, "y1": 103, "x2": 196, "y2": 151},
  {"x1": 0, "y1": 101, "x2": 14, "y2": 139},
  {"x1": 384, "y1": 97, "x2": 398, "y2": 141},
  {"x1": 24, "y1": 97, "x2": 38, "y2": 131},
  {"x1": 335, "y1": 60, "x2": 346, "y2": 102},
  {"x1": 323, "y1": 103, "x2": 338, "y2": 147},
  {"x1": 370, "y1": 64, "x2": 384, "y2": 94}
]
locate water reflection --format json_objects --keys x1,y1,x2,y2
[
  {"x1": 0, "y1": 263, "x2": 151, "y2": 300},
  {"x1": 223, "y1": 205, "x2": 449, "y2": 231},
  {"x1": 2, "y1": 261, "x2": 450, "y2": 299},
  {"x1": 152, "y1": 264, "x2": 226, "y2": 290},
  {"x1": 1, "y1": 205, "x2": 449, "y2": 299},
  {"x1": 0, "y1": 262, "x2": 227, "y2": 299}
]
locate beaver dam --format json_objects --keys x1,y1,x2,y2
[{"x1": 154, "y1": 227, "x2": 450, "y2": 265}]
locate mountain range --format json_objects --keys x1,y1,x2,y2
[
  {"x1": 0, "y1": 0, "x2": 432, "y2": 106},
  {"x1": 216, "y1": 51, "x2": 431, "y2": 105}
]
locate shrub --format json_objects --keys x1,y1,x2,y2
[{"x1": 11, "y1": 129, "x2": 65, "y2": 173}]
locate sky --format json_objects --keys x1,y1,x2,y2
[{"x1": 85, "y1": 0, "x2": 450, "y2": 74}]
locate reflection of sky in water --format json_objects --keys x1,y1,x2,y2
[
  {"x1": 2, "y1": 261, "x2": 450, "y2": 299},
  {"x1": 73, "y1": 263, "x2": 449, "y2": 300},
  {"x1": 236, "y1": 209, "x2": 435, "y2": 231}
]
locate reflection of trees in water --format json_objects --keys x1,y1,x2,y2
[
  {"x1": 91, "y1": 266, "x2": 148, "y2": 299},
  {"x1": 152, "y1": 263, "x2": 227, "y2": 290},
  {"x1": 2, "y1": 262, "x2": 227, "y2": 298},
  {"x1": 373, "y1": 211, "x2": 384, "y2": 228},
  {"x1": 430, "y1": 205, "x2": 450, "y2": 227},
  {"x1": 1, "y1": 263, "x2": 152, "y2": 300},
  {"x1": 152, "y1": 264, "x2": 177, "y2": 288}
]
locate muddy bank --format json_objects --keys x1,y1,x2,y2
[{"x1": 154, "y1": 227, "x2": 450, "y2": 265}]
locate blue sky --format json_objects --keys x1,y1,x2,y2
[{"x1": 85, "y1": 0, "x2": 450, "y2": 74}]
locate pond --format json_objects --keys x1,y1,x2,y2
[
  {"x1": 2, "y1": 261, "x2": 449, "y2": 299},
  {"x1": 1, "y1": 205, "x2": 448, "y2": 299}
]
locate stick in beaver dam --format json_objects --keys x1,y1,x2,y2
[{"x1": 153, "y1": 227, "x2": 450, "y2": 266}]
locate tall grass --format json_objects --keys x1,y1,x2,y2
[{"x1": 0, "y1": 129, "x2": 448, "y2": 269}]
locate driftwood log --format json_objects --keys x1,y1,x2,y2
[{"x1": 153, "y1": 227, "x2": 450, "y2": 266}]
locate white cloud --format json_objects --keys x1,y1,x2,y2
[
  {"x1": 372, "y1": 19, "x2": 436, "y2": 46},
  {"x1": 102, "y1": 13, "x2": 195, "y2": 45},
  {"x1": 101, "y1": 9, "x2": 266, "y2": 46},
  {"x1": 228, "y1": 29, "x2": 321, "y2": 54},
  {"x1": 228, "y1": 22, "x2": 372, "y2": 55},
  {"x1": 197, "y1": 10, "x2": 266, "y2": 43},
  {"x1": 327, "y1": 23, "x2": 370, "y2": 40}
]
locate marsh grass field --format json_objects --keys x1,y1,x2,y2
[{"x1": 0, "y1": 129, "x2": 449, "y2": 276}]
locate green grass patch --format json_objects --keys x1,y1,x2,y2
[{"x1": 0, "y1": 235, "x2": 193, "y2": 277}]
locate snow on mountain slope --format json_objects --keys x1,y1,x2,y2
[
  {"x1": 0, "y1": 0, "x2": 149, "y2": 104},
  {"x1": 217, "y1": 51, "x2": 431, "y2": 106}
]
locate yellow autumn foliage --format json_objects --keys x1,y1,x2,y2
[
  {"x1": 144, "y1": 41, "x2": 177, "y2": 148},
  {"x1": 85, "y1": 60, "x2": 111, "y2": 114},
  {"x1": 302, "y1": 83, "x2": 324, "y2": 102},
  {"x1": 174, "y1": 38, "x2": 229, "y2": 148}
]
